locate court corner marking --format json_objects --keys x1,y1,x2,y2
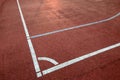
[
  {"x1": 16, "y1": 0, "x2": 120, "y2": 78},
  {"x1": 41, "y1": 43, "x2": 120, "y2": 76}
]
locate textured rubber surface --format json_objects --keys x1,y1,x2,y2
[{"x1": 0, "y1": 0, "x2": 120, "y2": 80}]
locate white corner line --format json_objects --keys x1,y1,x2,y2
[
  {"x1": 31, "y1": 12, "x2": 120, "y2": 39},
  {"x1": 41, "y1": 43, "x2": 120, "y2": 76},
  {"x1": 16, "y1": 0, "x2": 42, "y2": 76},
  {"x1": 38, "y1": 57, "x2": 59, "y2": 65}
]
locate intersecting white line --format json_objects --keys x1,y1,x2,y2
[
  {"x1": 31, "y1": 12, "x2": 120, "y2": 39},
  {"x1": 16, "y1": 0, "x2": 120, "y2": 78},
  {"x1": 16, "y1": 0, "x2": 42, "y2": 77},
  {"x1": 42, "y1": 43, "x2": 120, "y2": 76}
]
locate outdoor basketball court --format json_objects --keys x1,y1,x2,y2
[{"x1": 1, "y1": 0, "x2": 120, "y2": 80}]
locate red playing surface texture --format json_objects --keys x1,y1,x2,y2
[
  {"x1": 0, "y1": 0, "x2": 120, "y2": 80},
  {"x1": 32, "y1": 17, "x2": 120, "y2": 70},
  {"x1": 20, "y1": 0, "x2": 120, "y2": 35}
]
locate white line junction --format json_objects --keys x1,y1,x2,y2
[{"x1": 17, "y1": 0, "x2": 120, "y2": 78}]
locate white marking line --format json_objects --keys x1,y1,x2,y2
[
  {"x1": 16, "y1": 0, "x2": 42, "y2": 77},
  {"x1": 41, "y1": 43, "x2": 120, "y2": 76},
  {"x1": 38, "y1": 57, "x2": 59, "y2": 65},
  {"x1": 31, "y1": 12, "x2": 120, "y2": 39}
]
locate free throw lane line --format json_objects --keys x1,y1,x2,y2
[
  {"x1": 41, "y1": 43, "x2": 120, "y2": 76},
  {"x1": 16, "y1": 0, "x2": 42, "y2": 77},
  {"x1": 31, "y1": 12, "x2": 120, "y2": 38}
]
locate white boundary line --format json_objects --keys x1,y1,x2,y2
[
  {"x1": 31, "y1": 12, "x2": 120, "y2": 38},
  {"x1": 16, "y1": 0, "x2": 120, "y2": 78},
  {"x1": 16, "y1": 0, "x2": 42, "y2": 77},
  {"x1": 42, "y1": 43, "x2": 120, "y2": 76}
]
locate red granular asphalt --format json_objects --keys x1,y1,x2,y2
[
  {"x1": 32, "y1": 16, "x2": 120, "y2": 70},
  {"x1": 0, "y1": 0, "x2": 120, "y2": 80},
  {"x1": 20, "y1": 0, "x2": 120, "y2": 35}
]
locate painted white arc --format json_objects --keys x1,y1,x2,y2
[
  {"x1": 38, "y1": 57, "x2": 59, "y2": 65},
  {"x1": 16, "y1": 0, "x2": 120, "y2": 78},
  {"x1": 42, "y1": 43, "x2": 120, "y2": 75}
]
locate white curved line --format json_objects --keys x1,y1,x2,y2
[
  {"x1": 31, "y1": 12, "x2": 120, "y2": 38},
  {"x1": 38, "y1": 57, "x2": 59, "y2": 65},
  {"x1": 16, "y1": 0, "x2": 42, "y2": 77},
  {"x1": 42, "y1": 42, "x2": 120, "y2": 75}
]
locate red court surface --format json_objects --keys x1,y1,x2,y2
[{"x1": 0, "y1": 0, "x2": 120, "y2": 80}]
